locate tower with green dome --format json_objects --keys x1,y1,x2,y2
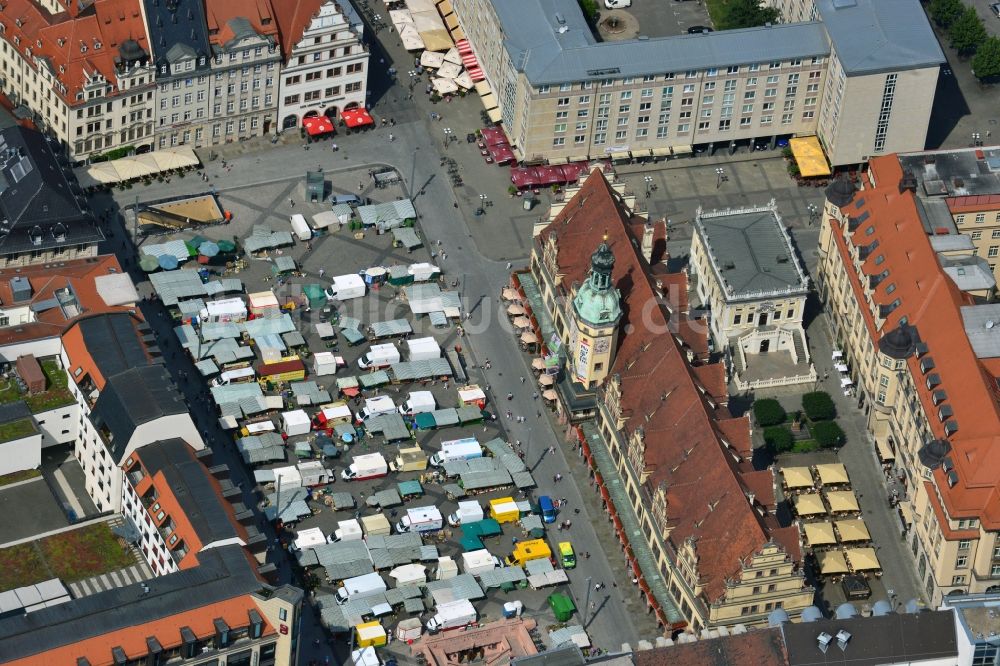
[{"x1": 569, "y1": 238, "x2": 623, "y2": 389}]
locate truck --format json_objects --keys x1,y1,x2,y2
[
  {"x1": 429, "y1": 438, "x2": 483, "y2": 467},
  {"x1": 425, "y1": 599, "x2": 477, "y2": 633},
  {"x1": 361, "y1": 513, "x2": 392, "y2": 538},
  {"x1": 341, "y1": 452, "x2": 389, "y2": 481},
  {"x1": 395, "y1": 506, "x2": 444, "y2": 533},
  {"x1": 357, "y1": 343, "x2": 401, "y2": 370},
  {"x1": 397, "y1": 390, "x2": 436, "y2": 416},
  {"x1": 211, "y1": 366, "x2": 256, "y2": 387},
  {"x1": 505, "y1": 539, "x2": 552, "y2": 567},
  {"x1": 297, "y1": 460, "x2": 333, "y2": 487},
  {"x1": 357, "y1": 396, "x2": 397, "y2": 421},
  {"x1": 326, "y1": 274, "x2": 366, "y2": 301},
  {"x1": 458, "y1": 385, "x2": 487, "y2": 409},
  {"x1": 489, "y1": 497, "x2": 520, "y2": 524},
  {"x1": 390, "y1": 444, "x2": 429, "y2": 472},
  {"x1": 290, "y1": 213, "x2": 313, "y2": 241},
  {"x1": 335, "y1": 572, "x2": 387, "y2": 605},
  {"x1": 539, "y1": 496, "x2": 557, "y2": 524},
  {"x1": 405, "y1": 337, "x2": 441, "y2": 361},
  {"x1": 447, "y1": 500, "x2": 484, "y2": 527},
  {"x1": 461, "y1": 549, "x2": 502, "y2": 577},
  {"x1": 333, "y1": 518, "x2": 364, "y2": 543}
]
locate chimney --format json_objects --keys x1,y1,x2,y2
[{"x1": 642, "y1": 221, "x2": 654, "y2": 264}]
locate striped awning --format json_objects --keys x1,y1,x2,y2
[
  {"x1": 608, "y1": 151, "x2": 631, "y2": 160},
  {"x1": 651, "y1": 147, "x2": 672, "y2": 156}
]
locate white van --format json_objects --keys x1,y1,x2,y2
[{"x1": 211, "y1": 366, "x2": 256, "y2": 387}]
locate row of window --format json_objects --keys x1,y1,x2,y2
[
  {"x1": 283, "y1": 81, "x2": 362, "y2": 105},
  {"x1": 957, "y1": 212, "x2": 1000, "y2": 225},
  {"x1": 287, "y1": 47, "x2": 362, "y2": 70},
  {"x1": 535, "y1": 58, "x2": 826, "y2": 92},
  {"x1": 550, "y1": 112, "x2": 812, "y2": 147}
]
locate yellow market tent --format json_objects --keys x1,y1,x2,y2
[
  {"x1": 835, "y1": 519, "x2": 871, "y2": 543},
  {"x1": 795, "y1": 493, "x2": 826, "y2": 517},
  {"x1": 825, "y1": 490, "x2": 860, "y2": 514},
  {"x1": 817, "y1": 550, "x2": 849, "y2": 575},
  {"x1": 782, "y1": 467, "x2": 813, "y2": 489},
  {"x1": 815, "y1": 463, "x2": 849, "y2": 486},
  {"x1": 789, "y1": 136, "x2": 831, "y2": 177},
  {"x1": 845, "y1": 547, "x2": 881, "y2": 571},
  {"x1": 803, "y1": 521, "x2": 837, "y2": 546}
]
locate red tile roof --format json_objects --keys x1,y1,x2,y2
[
  {"x1": 272, "y1": 0, "x2": 327, "y2": 61},
  {"x1": 0, "y1": 0, "x2": 152, "y2": 106},
  {"x1": 0, "y1": 255, "x2": 136, "y2": 347},
  {"x1": 832, "y1": 156, "x2": 1000, "y2": 529},
  {"x1": 635, "y1": 628, "x2": 787, "y2": 666},
  {"x1": 205, "y1": 0, "x2": 279, "y2": 48},
  {"x1": 946, "y1": 194, "x2": 1000, "y2": 214},
  {"x1": 538, "y1": 171, "x2": 799, "y2": 603}
]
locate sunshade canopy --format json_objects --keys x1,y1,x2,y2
[
  {"x1": 835, "y1": 519, "x2": 871, "y2": 543},
  {"x1": 782, "y1": 466, "x2": 813, "y2": 489},
  {"x1": 815, "y1": 463, "x2": 849, "y2": 485},
  {"x1": 341, "y1": 108, "x2": 374, "y2": 128},
  {"x1": 794, "y1": 493, "x2": 826, "y2": 516},
  {"x1": 520, "y1": 331, "x2": 538, "y2": 343},
  {"x1": 818, "y1": 550, "x2": 849, "y2": 575},
  {"x1": 538, "y1": 374, "x2": 555, "y2": 386},
  {"x1": 825, "y1": 490, "x2": 860, "y2": 513},
  {"x1": 845, "y1": 547, "x2": 880, "y2": 571},
  {"x1": 303, "y1": 115, "x2": 336, "y2": 136},
  {"x1": 507, "y1": 304, "x2": 525, "y2": 315},
  {"x1": 802, "y1": 521, "x2": 836, "y2": 546},
  {"x1": 789, "y1": 135, "x2": 831, "y2": 177}
]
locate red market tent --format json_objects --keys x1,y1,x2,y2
[
  {"x1": 560, "y1": 162, "x2": 591, "y2": 182},
  {"x1": 302, "y1": 115, "x2": 335, "y2": 137},
  {"x1": 536, "y1": 165, "x2": 566, "y2": 185},
  {"x1": 341, "y1": 108, "x2": 374, "y2": 128},
  {"x1": 481, "y1": 127, "x2": 508, "y2": 146},
  {"x1": 489, "y1": 143, "x2": 515, "y2": 165},
  {"x1": 510, "y1": 166, "x2": 540, "y2": 188}
]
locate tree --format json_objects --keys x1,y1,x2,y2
[
  {"x1": 719, "y1": 0, "x2": 781, "y2": 30},
  {"x1": 753, "y1": 398, "x2": 787, "y2": 426},
  {"x1": 929, "y1": 0, "x2": 965, "y2": 28},
  {"x1": 578, "y1": 0, "x2": 598, "y2": 22},
  {"x1": 813, "y1": 421, "x2": 846, "y2": 448},
  {"x1": 950, "y1": 7, "x2": 988, "y2": 55},
  {"x1": 802, "y1": 391, "x2": 836, "y2": 421},
  {"x1": 764, "y1": 427, "x2": 795, "y2": 454},
  {"x1": 972, "y1": 36, "x2": 1000, "y2": 80}
]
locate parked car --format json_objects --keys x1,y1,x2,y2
[
  {"x1": 992, "y1": 2, "x2": 1000, "y2": 18},
  {"x1": 687, "y1": 25, "x2": 713, "y2": 34},
  {"x1": 604, "y1": 0, "x2": 631, "y2": 7}
]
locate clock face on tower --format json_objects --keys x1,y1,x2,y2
[{"x1": 594, "y1": 337, "x2": 610, "y2": 354}]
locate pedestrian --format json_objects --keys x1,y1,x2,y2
[
  {"x1": 585, "y1": 551, "x2": 590, "y2": 559},
  {"x1": 442, "y1": 251, "x2": 447, "y2": 260},
  {"x1": 437, "y1": 239, "x2": 443, "y2": 246},
  {"x1": 506, "y1": 410, "x2": 512, "y2": 419},
  {"x1": 520, "y1": 376, "x2": 525, "y2": 383},
  {"x1": 507, "y1": 392, "x2": 513, "y2": 401},
  {"x1": 289, "y1": 198, "x2": 295, "y2": 207},
  {"x1": 574, "y1": 508, "x2": 580, "y2": 514},
  {"x1": 561, "y1": 497, "x2": 567, "y2": 505},
  {"x1": 590, "y1": 602, "x2": 596, "y2": 612},
  {"x1": 594, "y1": 583, "x2": 601, "y2": 592},
  {"x1": 388, "y1": 133, "x2": 395, "y2": 142},
  {"x1": 554, "y1": 474, "x2": 559, "y2": 483},
  {"x1": 548, "y1": 445, "x2": 555, "y2": 455},
  {"x1": 506, "y1": 262, "x2": 512, "y2": 270},
  {"x1": 319, "y1": 268, "x2": 325, "y2": 277},
  {"x1": 533, "y1": 392, "x2": 539, "y2": 400}
]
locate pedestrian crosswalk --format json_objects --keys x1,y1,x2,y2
[{"x1": 67, "y1": 561, "x2": 154, "y2": 599}]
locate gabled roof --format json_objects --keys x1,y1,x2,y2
[
  {"x1": 273, "y1": 0, "x2": 330, "y2": 61},
  {"x1": 142, "y1": 0, "x2": 211, "y2": 69},
  {"x1": 0, "y1": 127, "x2": 101, "y2": 254},
  {"x1": 831, "y1": 155, "x2": 1000, "y2": 528},
  {"x1": 205, "y1": 0, "x2": 278, "y2": 50},
  {"x1": 132, "y1": 438, "x2": 247, "y2": 568},
  {"x1": 816, "y1": 0, "x2": 944, "y2": 75},
  {"x1": 635, "y1": 627, "x2": 786, "y2": 666},
  {"x1": 69, "y1": 312, "x2": 151, "y2": 385},
  {"x1": 538, "y1": 172, "x2": 795, "y2": 602},
  {"x1": 91, "y1": 364, "x2": 186, "y2": 461}
]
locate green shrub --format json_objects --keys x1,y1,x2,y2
[
  {"x1": 753, "y1": 399, "x2": 787, "y2": 427},
  {"x1": 792, "y1": 440, "x2": 820, "y2": 454},
  {"x1": 813, "y1": 421, "x2": 846, "y2": 448},
  {"x1": 763, "y1": 427, "x2": 794, "y2": 454},
  {"x1": 802, "y1": 391, "x2": 836, "y2": 421}
]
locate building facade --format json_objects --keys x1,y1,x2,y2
[
  {"x1": 690, "y1": 202, "x2": 814, "y2": 388},
  {"x1": 0, "y1": 0, "x2": 157, "y2": 160},
  {"x1": 449, "y1": 0, "x2": 942, "y2": 166},
  {"x1": 275, "y1": 0, "x2": 368, "y2": 131},
  {"x1": 519, "y1": 170, "x2": 813, "y2": 634},
  {"x1": 142, "y1": 0, "x2": 280, "y2": 150},
  {"x1": 817, "y1": 155, "x2": 1000, "y2": 607}
]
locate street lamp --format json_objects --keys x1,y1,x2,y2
[
  {"x1": 715, "y1": 167, "x2": 727, "y2": 188},
  {"x1": 643, "y1": 175, "x2": 653, "y2": 199},
  {"x1": 807, "y1": 203, "x2": 819, "y2": 226},
  {"x1": 443, "y1": 127, "x2": 453, "y2": 150},
  {"x1": 973, "y1": 132, "x2": 982, "y2": 147}
]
